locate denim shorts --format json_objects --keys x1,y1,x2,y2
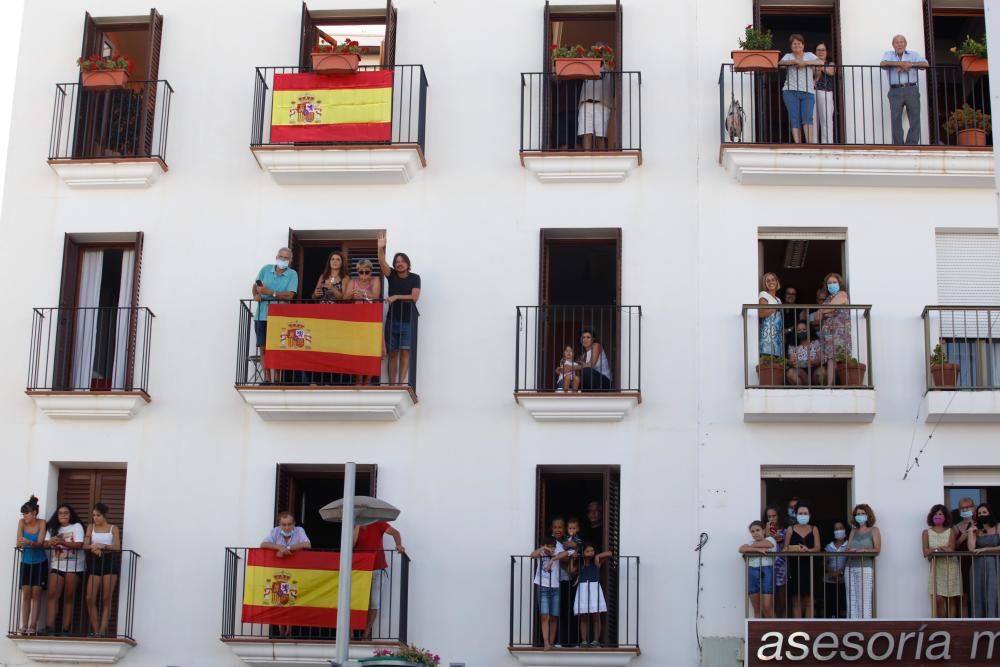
[
  {"x1": 386, "y1": 319, "x2": 412, "y2": 352},
  {"x1": 748, "y1": 565, "x2": 774, "y2": 595},
  {"x1": 537, "y1": 585, "x2": 560, "y2": 617},
  {"x1": 782, "y1": 90, "x2": 815, "y2": 129},
  {"x1": 254, "y1": 320, "x2": 268, "y2": 347}
]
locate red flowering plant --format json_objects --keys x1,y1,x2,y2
[
  {"x1": 551, "y1": 43, "x2": 615, "y2": 69},
  {"x1": 371, "y1": 645, "x2": 440, "y2": 667},
  {"x1": 313, "y1": 38, "x2": 367, "y2": 55},
  {"x1": 76, "y1": 54, "x2": 132, "y2": 73}
]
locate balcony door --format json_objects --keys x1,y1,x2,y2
[
  {"x1": 757, "y1": 231, "x2": 845, "y2": 306},
  {"x1": 287, "y1": 229, "x2": 382, "y2": 301},
  {"x1": 274, "y1": 463, "x2": 377, "y2": 551},
  {"x1": 299, "y1": 1, "x2": 397, "y2": 69}
]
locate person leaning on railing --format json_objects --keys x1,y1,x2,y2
[
  {"x1": 377, "y1": 231, "x2": 420, "y2": 386},
  {"x1": 353, "y1": 519, "x2": 405, "y2": 640},
  {"x1": 42, "y1": 503, "x2": 85, "y2": 635},
  {"x1": 845, "y1": 503, "x2": 880, "y2": 619},
  {"x1": 879, "y1": 35, "x2": 928, "y2": 146},
  {"x1": 260, "y1": 512, "x2": 311, "y2": 638},
  {"x1": 740, "y1": 520, "x2": 777, "y2": 619},
  {"x1": 822, "y1": 521, "x2": 849, "y2": 618},
  {"x1": 84, "y1": 502, "x2": 122, "y2": 638},
  {"x1": 924, "y1": 504, "x2": 961, "y2": 619},
  {"x1": 252, "y1": 247, "x2": 299, "y2": 384},
  {"x1": 784, "y1": 502, "x2": 820, "y2": 619},
  {"x1": 812, "y1": 43, "x2": 837, "y2": 144},
  {"x1": 968, "y1": 503, "x2": 1000, "y2": 618},
  {"x1": 778, "y1": 34, "x2": 820, "y2": 144},
  {"x1": 15, "y1": 495, "x2": 47, "y2": 636}
]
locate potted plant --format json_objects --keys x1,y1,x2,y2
[
  {"x1": 756, "y1": 354, "x2": 786, "y2": 386},
  {"x1": 360, "y1": 645, "x2": 440, "y2": 667},
  {"x1": 312, "y1": 39, "x2": 364, "y2": 74},
  {"x1": 835, "y1": 351, "x2": 867, "y2": 387},
  {"x1": 77, "y1": 54, "x2": 131, "y2": 90},
  {"x1": 732, "y1": 25, "x2": 780, "y2": 72},
  {"x1": 951, "y1": 34, "x2": 988, "y2": 75},
  {"x1": 944, "y1": 104, "x2": 991, "y2": 147},
  {"x1": 929, "y1": 344, "x2": 960, "y2": 388},
  {"x1": 551, "y1": 43, "x2": 615, "y2": 80}
]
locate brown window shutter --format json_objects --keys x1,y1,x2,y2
[
  {"x1": 383, "y1": 0, "x2": 398, "y2": 67},
  {"x1": 614, "y1": 0, "x2": 622, "y2": 69},
  {"x1": 146, "y1": 9, "x2": 163, "y2": 82},
  {"x1": 299, "y1": 2, "x2": 317, "y2": 70},
  {"x1": 57, "y1": 469, "x2": 98, "y2": 525},
  {"x1": 53, "y1": 235, "x2": 82, "y2": 389},
  {"x1": 95, "y1": 470, "x2": 128, "y2": 533},
  {"x1": 81, "y1": 12, "x2": 102, "y2": 58},
  {"x1": 139, "y1": 10, "x2": 164, "y2": 155},
  {"x1": 275, "y1": 464, "x2": 297, "y2": 516},
  {"x1": 543, "y1": 1, "x2": 552, "y2": 73},
  {"x1": 131, "y1": 232, "x2": 144, "y2": 308},
  {"x1": 922, "y1": 0, "x2": 936, "y2": 65}
]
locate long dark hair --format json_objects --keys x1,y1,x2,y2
[
  {"x1": 47, "y1": 504, "x2": 83, "y2": 537},
  {"x1": 320, "y1": 250, "x2": 349, "y2": 284},
  {"x1": 92, "y1": 502, "x2": 111, "y2": 521},
  {"x1": 20, "y1": 495, "x2": 39, "y2": 515}
]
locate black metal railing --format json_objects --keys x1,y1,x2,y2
[
  {"x1": 49, "y1": 80, "x2": 173, "y2": 162},
  {"x1": 509, "y1": 554, "x2": 639, "y2": 649},
  {"x1": 236, "y1": 299, "x2": 419, "y2": 393},
  {"x1": 251, "y1": 65, "x2": 428, "y2": 156},
  {"x1": 515, "y1": 305, "x2": 641, "y2": 393},
  {"x1": 7, "y1": 547, "x2": 139, "y2": 639},
  {"x1": 743, "y1": 551, "x2": 877, "y2": 619},
  {"x1": 923, "y1": 306, "x2": 1000, "y2": 390},
  {"x1": 928, "y1": 551, "x2": 1000, "y2": 618},
  {"x1": 27, "y1": 307, "x2": 154, "y2": 394},
  {"x1": 743, "y1": 304, "x2": 872, "y2": 389},
  {"x1": 221, "y1": 548, "x2": 409, "y2": 642},
  {"x1": 520, "y1": 72, "x2": 642, "y2": 152},
  {"x1": 719, "y1": 64, "x2": 990, "y2": 146}
]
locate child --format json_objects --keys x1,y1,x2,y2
[
  {"x1": 563, "y1": 518, "x2": 584, "y2": 575},
  {"x1": 555, "y1": 345, "x2": 580, "y2": 392},
  {"x1": 531, "y1": 536, "x2": 566, "y2": 650},
  {"x1": 739, "y1": 520, "x2": 777, "y2": 618},
  {"x1": 572, "y1": 543, "x2": 609, "y2": 647}
]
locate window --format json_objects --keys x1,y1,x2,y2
[
  {"x1": 758, "y1": 229, "x2": 846, "y2": 305},
  {"x1": 274, "y1": 463, "x2": 377, "y2": 550},
  {"x1": 299, "y1": 1, "x2": 397, "y2": 69},
  {"x1": 57, "y1": 467, "x2": 128, "y2": 531},
  {"x1": 760, "y1": 466, "x2": 854, "y2": 535},
  {"x1": 287, "y1": 229, "x2": 383, "y2": 300},
  {"x1": 944, "y1": 467, "x2": 1000, "y2": 520}
]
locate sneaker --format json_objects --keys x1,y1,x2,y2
[
  {"x1": 553, "y1": 643, "x2": 562, "y2": 648},
  {"x1": 591, "y1": 640, "x2": 602, "y2": 647}
]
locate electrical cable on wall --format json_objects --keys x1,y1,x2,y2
[
  {"x1": 902, "y1": 391, "x2": 958, "y2": 481},
  {"x1": 694, "y1": 532, "x2": 709, "y2": 653}
]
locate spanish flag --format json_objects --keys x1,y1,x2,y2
[
  {"x1": 241, "y1": 549, "x2": 377, "y2": 629},
  {"x1": 264, "y1": 302, "x2": 383, "y2": 375},
  {"x1": 270, "y1": 71, "x2": 393, "y2": 143}
]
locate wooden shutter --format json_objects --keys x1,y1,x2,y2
[
  {"x1": 139, "y1": 9, "x2": 163, "y2": 156},
  {"x1": 614, "y1": 0, "x2": 622, "y2": 70},
  {"x1": 275, "y1": 465, "x2": 297, "y2": 516},
  {"x1": 383, "y1": 0, "x2": 397, "y2": 67},
  {"x1": 923, "y1": 0, "x2": 936, "y2": 65},
  {"x1": 534, "y1": 466, "x2": 546, "y2": 541},
  {"x1": 53, "y1": 235, "x2": 82, "y2": 389},
  {"x1": 81, "y1": 12, "x2": 102, "y2": 58},
  {"x1": 603, "y1": 467, "x2": 620, "y2": 646},
  {"x1": 57, "y1": 468, "x2": 128, "y2": 532},
  {"x1": 752, "y1": 0, "x2": 761, "y2": 29},
  {"x1": 543, "y1": 1, "x2": 552, "y2": 72},
  {"x1": 299, "y1": 2, "x2": 317, "y2": 70},
  {"x1": 124, "y1": 233, "x2": 144, "y2": 390}
]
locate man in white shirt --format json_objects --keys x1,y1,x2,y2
[{"x1": 880, "y1": 35, "x2": 928, "y2": 145}]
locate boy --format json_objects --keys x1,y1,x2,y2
[{"x1": 531, "y1": 535, "x2": 567, "y2": 650}]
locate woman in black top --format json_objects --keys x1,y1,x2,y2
[
  {"x1": 377, "y1": 232, "x2": 421, "y2": 385},
  {"x1": 813, "y1": 43, "x2": 837, "y2": 144}
]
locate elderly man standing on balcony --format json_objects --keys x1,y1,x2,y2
[
  {"x1": 880, "y1": 35, "x2": 928, "y2": 145},
  {"x1": 252, "y1": 247, "x2": 298, "y2": 384}
]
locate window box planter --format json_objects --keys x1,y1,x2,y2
[
  {"x1": 554, "y1": 57, "x2": 603, "y2": 80},
  {"x1": 957, "y1": 128, "x2": 988, "y2": 146},
  {"x1": 836, "y1": 361, "x2": 867, "y2": 386},
  {"x1": 731, "y1": 50, "x2": 781, "y2": 72},
  {"x1": 358, "y1": 660, "x2": 420, "y2": 667},
  {"x1": 81, "y1": 69, "x2": 129, "y2": 90},
  {"x1": 311, "y1": 52, "x2": 361, "y2": 74},
  {"x1": 960, "y1": 55, "x2": 989, "y2": 75},
  {"x1": 931, "y1": 363, "x2": 960, "y2": 388},
  {"x1": 756, "y1": 360, "x2": 786, "y2": 386}
]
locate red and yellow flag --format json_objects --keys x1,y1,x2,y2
[
  {"x1": 264, "y1": 302, "x2": 383, "y2": 375},
  {"x1": 241, "y1": 549, "x2": 376, "y2": 629},
  {"x1": 270, "y1": 71, "x2": 393, "y2": 143}
]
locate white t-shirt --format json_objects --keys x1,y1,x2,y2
[
  {"x1": 781, "y1": 52, "x2": 819, "y2": 93},
  {"x1": 532, "y1": 540, "x2": 567, "y2": 587},
  {"x1": 746, "y1": 536, "x2": 778, "y2": 568},
  {"x1": 50, "y1": 523, "x2": 85, "y2": 573}
]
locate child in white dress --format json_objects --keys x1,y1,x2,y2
[
  {"x1": 573, "y1": 543, "x2": 609, "y2": 647},
  {"x1": 555, "y1": 345, "x2": 580, "y2": 392}
]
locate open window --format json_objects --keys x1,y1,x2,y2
[
  {"x1": 274, "y1": 463, "x2": 377, "y2": 550},
  {"x1": 758, "y1": 229, "x2": 846, "y2": 306},
  {"x1": 286, "y1": 229, "x2": 383, "y2": 300},
  {"x1": 760, "y1": 466, "x2": 853, "y2": 536},
  {"x1": 299, "y1": 1, "x2": 397, "y2": 69}
]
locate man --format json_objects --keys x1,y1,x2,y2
[
  {"x1": 953, "y1": 496, "x2": 977, "y2": 617},
  {"x1": 880, "y1": 35, "x2": 928, "y2": 145},
  {"x1": 260, "y1": 512, "x2": 311, "y2": 637},
  {"x1": 582, "y1": 501, "x2": 604, "y2": 549},
  {"x1": 377, "y1": 232, "x2": 421, "y2": 386},
  {"x1": 252, "y1": 247, "x2": 298, "y2": 383},
  {"x1": 353, "y1": 520, "x2": 405, "y2": 639}
]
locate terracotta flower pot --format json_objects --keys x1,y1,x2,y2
[
  {"x1": 957, "y1": 128, "x2": 988, "y2": 146},
  {"x1": 554, "y1": 58, "x2": 603, "y2": 80},
  {"x1": 756, "y1": 362, "x2": 786, "y2": 387},
  {"x1": 311, "y1": 52, "x2": 361, "y2": 74},
  {"x1": 836, "y1": 362, "x2": 867, "y2": 387},
  {"x1": 81, "y1": 69, "x2": 129, "y2": 91},
  {"x1": 731, "y1": 50, "x2": 781, "y2": 72},
  {"x1": 930, "y1": 363, "x2": 960, "y2": 388},
  {"x1": 959, "y1": 55, "x2": 988, "y2": 75}
]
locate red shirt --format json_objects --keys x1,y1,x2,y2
[{"x1": 356, "y1": 521, "x2": 390, "y2": 570}]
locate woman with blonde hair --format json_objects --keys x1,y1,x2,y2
[
  {"x1": 819, "y1": 272, "x2": 850, "y2": 385},
  {"x1": 758, "y1": 272, "x2": 784, "y2": 358},
  {"x1": 348, "y1": 259, "x2": 381, "y2": 303}
]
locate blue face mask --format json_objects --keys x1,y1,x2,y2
[
  {"x1": 834, "y1": 529, "x2": 847, "y2": 540},
  {"x1": 275, "y1": 259, "x2": 290, "y2": 270},
  {"x1": 961, "y1": 510, "x2": 975, "y2": 520},
  {"x1": 796, "y1": 515, "x2": 810, "y2": 525},
  {"x1": 827, "y1": 282, "x2": 840, "y2": 296},
  {"x1": 787, "y1": 508, "x2": 796, "y2": 518},
  {"x1": 855, "y1": 514, "x2": 868, "y2": 525}
]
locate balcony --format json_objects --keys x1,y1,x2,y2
[
  {"x1": 922, "y1": 306, "x2": 1000, "y2": 422},
  {"x1": 235, "y1": 299, "x2": 418, "y2": 421},
  {"x1": 514, "y1": 305, "x2": 641, "y2": 422},
  {"x1": 742, "y1": 304, "x2": 874, "y2": 422},
  {"x1": 25, "y1": 307, "x2": 154, "y2": 419},
  {"x1": 250, "y1": 65, "x2": 427, "y2": 185},
  {"x1": 718, "y1": 64, "x2": 993, "y2": 187},
  {"x1": 6, "y1": 548, "x2": 140, "y2": 663},
  {"x1": 48, "y1": 80, "x2": 174, "y2": 188},
  {"x1": 520, "y1": 71, "x2": 642, "y2": 183},
  {"x1": 221, "y1": 547, "x2": 410, "y2": 667},
  {"x1": 508, "y1": 554, "x2": 640, "y2": 667}
]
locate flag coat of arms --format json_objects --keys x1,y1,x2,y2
[
  {"x1": 264, "y1": 302, "x2": 383, "y2": 375},
  {"x1": 241, "y1": 549, "x2": 377, "y2": 629},
  {"x1": 270, "y1": 71, "x2": 393, "y2": 143}
]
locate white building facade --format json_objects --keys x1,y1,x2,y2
[{"x1": 0, "y1": 0, "x2": 998, "y2": 666}]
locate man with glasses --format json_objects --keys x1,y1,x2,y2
[
  {"x1": 252, "y1": 247, "x2": 298, "y2": 383},
  {"x1": 880, "y1": 35, "x2": 928, "y2": 145}
]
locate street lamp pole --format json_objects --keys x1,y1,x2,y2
[{"x1": 334, "y1": 462, "x2": 357, "y2": 667}]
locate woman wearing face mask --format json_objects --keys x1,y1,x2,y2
[
  {"x1": 845, "y1": 503, "x2": 880, "y2": 619},
  {"x1": 923, "y1": 504, "x2": 960, "y2": 618},
  {"x1": 783, "y1": 502, "x2": 820, "y2": 618},
  {"x1": 819, "y1": 272, "x2": 850, "y2": 386},
  {"x1": 823, "y1": 521, "x2": 849, "y2": 618},
  {"x1": 968, "y1": 503, "x2": 1000, "y2": 618},
  {"x1": 15, "y1": 495, "x2": 47, "y2": 635},
  {"x1": 763, "y1": 507, "x2": 788, "y2": 617}
]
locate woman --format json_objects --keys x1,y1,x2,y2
[
  {"x1": 578, "y1": 328, "x2": 613, "y2": 391},
  {"x1": 823, "y1": 521, "x2": 849, "y2": 618},
  {"x1": 819, "y1": 273, "x2": 850, "y2": 386},
  {"x1": 783, "y1": 502, "x2": 820, "y2": 618},
  {"x1": 347, "y1": 259, "x2": 381, "y2": 303},
  {"x1": 813, "y1": 43, "x2": 837, "y2": 144},
  {"x1": 15, "y1": 495, "x2": 47, "y2": 635},
  {"x1": 763, "y1": 507, "x2": 788, "y2": 617},
  {"x1": 43, "y1": 504, "x2": 85, "y2": 635},
  {"x1": 84, "y1": 503, "x2": 121, "y2": 638},
  {"x1": 923, "y1": 504, "x2": 960, "y2": 618},
  {"x1": 779, "y1": 34, "x2": 819, "y2": 143},
  {"x1": 758, "y1": 272, "x2": 784, "y2": 359},
  {"x1": 845, "y1": 503, "x2": 880, "y2": 619},
  {"x1": 968, "y1": 502, "x2": 1000, "y2": 618},
  {"x1": 312, "y1": 250, "x2": 351, "y2": 303}
]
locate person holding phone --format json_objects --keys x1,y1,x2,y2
[{"x1": 252, "y1": 247, "x2": 298, "y2": 383}]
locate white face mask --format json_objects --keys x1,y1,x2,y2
[
  {"x1": 834, "y1": 529, "x2": 846, "y2": 540},
  {"x1": 275, "y1": 259, "x2": 290, "y2": 270}
]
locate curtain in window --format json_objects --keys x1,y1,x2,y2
[
  {"x1": 71, "y1": 250, "x2": 104, "y2": 389},
  {"x1": 112, "y1": 249, "x2": 135, "y2": 388}
]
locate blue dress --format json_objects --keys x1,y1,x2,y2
[{"x1": 759, "y1": 292, "x2": 784, "y2": 357}]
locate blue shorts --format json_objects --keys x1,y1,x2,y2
[
  {"x1": 782, "y1": 90, "x2": 815, "y2": 129},
  {"x1": 386, "y1": 319, "x2": 412, "y2": 352},
  {"x1": 748, "y1": 565, "x2": 774, "y2": 595},
  {"x1": 254, "y1": 320, "x2": 268, "y2": 347},
  {"x1": 537, "y1": 585, "x2": 560, "y2": 617}
]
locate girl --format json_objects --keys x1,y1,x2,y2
[
  {"x1": 968, "y1": 502, "x2": 1000, "y2": 618},
  {"x1": 740, "y1": 520, "x2": 777, "y2": 618},
  {"x1": 763, "y1": 506, "x2": 787, "y2": 617},
  {"x1": 822, "y1": 521, "x2": 849, "y2": 618},
  {"x1": 16, "y1": 495, "x2": 47, "y2": 635},
  {"x1": 85, "y1": 503, "x2": 122, "y2": 637},
  {"x1": 783, "y1": 502, "x2": 820, "y2": 618},
  {"x1": 845, "y1": 503, "x2": 881, "y2": 619},
  {"x1": 573, "y1": 544, "x2": 610, "y2": 646},
  {"x1": 923, "y1": 504, "x2": 960, "y2": 618},
  {"x1": 43, "y1": 504, "x2": 85, "y2": 635},
  {"x1": 312, "y1": 250, "x2": 351, "y2": 303},
  {"x1": 555, "y1": 345, "x2": 580, "y2": 392}
]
